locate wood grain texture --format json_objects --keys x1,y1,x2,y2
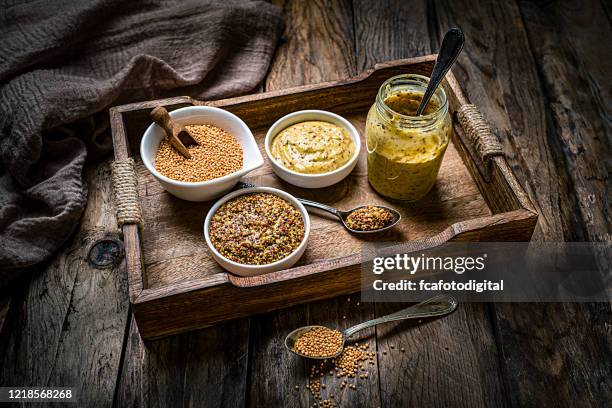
[
  {"x1": 375, "y1": 302, "x2": 507, "y2": 408},
  {"x1": 115, "y1": 316, "x2": 249, "y2": 408},
  {"x1": 353, "y1": 1, "x2": 509, "y2": 407},
  {"x1": 435, "y1": 0, "x2": 564, "y2": 242},
  {"x1": 266, "y1": 0, "x2": 357, "y2": 88},
  {"x1": 512, "y1": 0, "x2": 612, "y2": 405},
  {"x1": 0, "y1": 295, "x2": 9, "y2": 335},
  {"x1": 435, "y1": 0, "x2": 612, "y2": 406},
  {"x1": 248, "y1": 306, "x2": 310, "y2": 408},
  {"x1": 518, "y1": 0, "x2": 611, "y2": 243},
  {"x1": 353, "y1": 0, "x2": 433, "y2": 71},
  {"x1": 0, "y1": 160, "x2": 130, "y2": 407}
]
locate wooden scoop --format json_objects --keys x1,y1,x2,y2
[{"x1": 150, "y1": 106, "x2": 199, "y2": 159}]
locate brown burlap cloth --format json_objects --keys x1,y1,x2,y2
[{"x1": 0, "y1": 0, "x2": 283, "y2": 287}]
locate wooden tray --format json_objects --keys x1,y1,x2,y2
[{"x1": 110, "y1": 55, "x2": 537, "y2": 340}]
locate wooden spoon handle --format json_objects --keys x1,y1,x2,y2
[{"x1": 150, "y1": 106, "x2": 192, "y2": 159}]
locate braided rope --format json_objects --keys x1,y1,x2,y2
[
  {"x1": 457, "y1": 104, "x2": 503, "y2": 162},
  {"x1": 111, "y1": 158, "x2": 143, "y2": 226}
]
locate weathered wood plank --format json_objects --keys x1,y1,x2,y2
[
  {"x1": 435, "y1": 0, "x2": 565, "y2": 242},
  {"x1": 492, "y1": 302, "x2": 612, "y2": 407},
  {"x1": 353, "y1": 0, "x2": 432, "y2": 72},
  {"x1": 353, "y1": 1, "x2": 509, "y2": 406},
  {"x1": 0, "y1": 160, "x2": 130, "y2": 407},
  {"x1": 266, "y1": 0, "x2": 357, "y2": 88},
  {"x1": 518, "y1": 0, "x2": 611, "y2": 243},
  {"x1": 248, "y1": 306, "x2": 309, "y2": 408},
  {"x1": 115, "y1": 316, "x2": 249, "y2": 407},
  {"x1": 375, "y1": 303, "x2": 507, "y2": 407},
  {"x1": 513, "y1": 0, "x2": 612, "y2": 405},
  {"x1": 249, "y1": 1, "x2": 382, "y2": 407},
  {"x1": 435, "y1": 0, "x2": 612, "y2": 406},
  {"x1": 0, "y1": 295, "x2": 9, "y2": 335}
]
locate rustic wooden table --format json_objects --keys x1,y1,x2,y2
[{"x1": 1, "y1": 1, "x2": 610, "y2": 407}]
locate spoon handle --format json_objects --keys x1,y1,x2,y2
[
  {"x1": 235, "y1": 183, "x2": 343, "y2": 220},
  {"x1": 416, "y1": 28, "x2": 465, "y2": 116},
  {"x1": 298, "y1": 199, "x2": 342, "y2": 219},
  {"x1": 150, "y1": 106, "x2": 193, "y2": 159},
  {"x1": 343, "y1": 295, "x2": 458, "y2": 338}
]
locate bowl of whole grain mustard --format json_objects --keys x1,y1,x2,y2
[
  {"x1": 264, "y1": 110, "x2": 361, "y2": 188},
  {"x1": 204, "y1": 187, "x2": 310, "y2": 276}
]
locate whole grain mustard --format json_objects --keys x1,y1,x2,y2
[
  {"x1": 208, "y1": 193, "x2": 304, "y2": 265},
  {"x1": 366, "y1": 75, "x2": 451, "y2": 201}
]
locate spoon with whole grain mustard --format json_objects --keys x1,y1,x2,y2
[
  {"x1": 284, "y1": 295, "x2": 458, "y2": 359},
  {"x1": 235, "y1": 182, "x2": 400, "y2": 234},
  {"x1": 298, "y1": 199, "x2": 401, "y2": 234}
]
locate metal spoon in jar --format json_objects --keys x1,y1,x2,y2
[
  {"x1": 298, "y1": 199, "x2": 401, "y2": 235},
  {"x1": 284, "y1": 294, "x2": 458, "y2": 359},
  {"x1": 416, "y1": 27, "x2": 465, "y2": 116}
]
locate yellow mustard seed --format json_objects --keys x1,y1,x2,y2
[
  {"x1": 155, "y1": 124, "x2": 242, "y2": 182},
  {"x1": 293, "y1": 327, "x2": 343, "y2": 358}
]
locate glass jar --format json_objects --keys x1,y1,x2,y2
[{"x1": 365, "y1": 74, "x2": 451, "y2": 201}]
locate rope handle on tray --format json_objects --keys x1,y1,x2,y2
[
  {"x1": 111, "y1": 158, "x2": 143, "y2": 227},
  {"x1": 456, "y1": 104, "x2": 504, "y2": 164}
]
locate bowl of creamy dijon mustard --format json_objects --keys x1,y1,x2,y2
[{"x1": 265, "y1": 110, "x2": 361, "y2": 188}]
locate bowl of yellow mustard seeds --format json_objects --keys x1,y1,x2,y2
[{"x1": 140, "y1": 106, "x2": 264, "y2": 201}]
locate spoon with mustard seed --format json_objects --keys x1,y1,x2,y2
[
  {"x1": 298, "y1": 200, "x2": 401, "y2": 234},
  {"x1": 235, "y1": 182, "x2": 400, "y2": 234},
  {"x1": 285, "y1": 295, "x2": 458, "y2": 359}
]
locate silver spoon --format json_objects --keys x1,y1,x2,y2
[
  {"x1": 298, "y1": 199, "x2": 401, "y2": 235},
  {"x1": 235, "y1": 182, "x2": 401, "y2": 234},
  {"x1": 416, "y1": 28, "x2": 465, "y2": 116},
  {"x1": 285, "y1": 294, "x2": 458, "y2": 359}
]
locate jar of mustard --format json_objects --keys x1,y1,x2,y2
[{"x1": 365, "y1": 74, "x2": 451, "y2": 201}]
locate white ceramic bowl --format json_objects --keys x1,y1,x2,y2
[
  {"x1": 264, "y1": 110, "x2": 361, "y2": 188},
  {"x1": 140, "y1": 106, "x2": 264, "y2": 202},
  {"x1": 203, "y1": 187, "x2": 310, "y2": 276}
]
